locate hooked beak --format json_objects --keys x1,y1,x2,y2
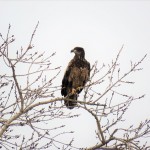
[{"x1": 71, "y1": 49, "x2": 75, "y2": 53}]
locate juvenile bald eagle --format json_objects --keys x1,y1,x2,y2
[{"x1": 61, "y1": 47, "x2": 90, "y2": 109}]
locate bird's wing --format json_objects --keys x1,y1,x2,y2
[{"x1": 61, "y1": 59, "x2": 74, "y2": 96}]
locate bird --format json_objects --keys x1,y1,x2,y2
[{"x1": 61, "y1": 47, "x2": 90, "y2": 109}]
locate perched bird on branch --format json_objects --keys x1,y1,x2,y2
[{"x1": 61, "y1": 47, "x2": 90, "y2": 109}]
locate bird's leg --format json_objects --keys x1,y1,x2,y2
[
  {"x1": 69, "y1": 87, "x2": 82, "y2": 96},
  {"x1": 67, "y1": 88, "x2": 76, "y2": 97},
  {"x1": 71, "y1": 88, "x2": 76, "y2": 95}
]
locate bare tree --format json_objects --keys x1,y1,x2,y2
[
  {"x1": 84, "y1": 50, "x2": 149, "y2": 150},
  {"x1": 0, "y1": 23, "x2": 149, "y2": 150}
]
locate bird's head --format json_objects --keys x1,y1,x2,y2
[{"x1": 71, "y1": 47, "x2": 85, "y2": 59}]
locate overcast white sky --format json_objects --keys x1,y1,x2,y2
[{"x1": 0, "y1": 0, "x2": 150, "y2": 149}]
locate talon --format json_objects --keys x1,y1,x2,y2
[
  {"x1": 71, "y1": 88, "x2": 76, "y2": 94},
  {"x1": 76, "y1": 86, "x2": 83, "y2": 93},
  {"x1": 77, "y1": 86, "x2": 82, "y2": 91}
]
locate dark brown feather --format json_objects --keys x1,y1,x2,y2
[{"x1": 61, "y1": 47, "x2": 90, "y2": 109}]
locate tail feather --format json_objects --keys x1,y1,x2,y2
[{"x1": 64, "y1": 94, "x2": 77, "y2": 109}]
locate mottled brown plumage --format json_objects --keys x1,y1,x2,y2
[{"x1": 61, "y1": 47, "x2": 90, "y2": 109}]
